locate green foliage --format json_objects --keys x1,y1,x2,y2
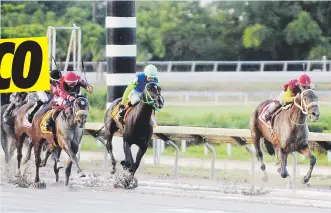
[
  {"x1": 1, "y1": 1, "x2": 331, "y2": 61},
  {"x1": 285, "y1": 11, "x2": 322, "y2": 45},
  {"x1": 243, "y1": 24, "x2": 269, "y2": 48}
]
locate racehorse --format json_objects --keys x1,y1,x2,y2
[
  {"x1": 104, "y1": 82, "x2": 164, "y2": 188},
  {"x1": 14, "y1": 93, "x2": 90, "y2": 187},
  {"x1": 1, "y1": 92, "x2": 30, "y2": 163},
  {"x1": 232, "y1": 89, "x2": 319, "y2": 184}
]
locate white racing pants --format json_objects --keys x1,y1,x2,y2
[{"x1": 36, "y1": 91, "x2": 50, "y2": 103}]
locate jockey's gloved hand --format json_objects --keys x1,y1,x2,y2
[
  {"x1": 69, "y1": 96, "x2": 75, "y2": 102},
  {"x1": 86, "y1": 85, "x2": 93, "y2": 93}
]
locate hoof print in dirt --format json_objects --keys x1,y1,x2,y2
[{"x1": 33, "y1": 182, "x2": 46, "y2": 189}]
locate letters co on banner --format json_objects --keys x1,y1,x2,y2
[{"x1": 0, "y1": 37, "x2": 50, "y2": 93}]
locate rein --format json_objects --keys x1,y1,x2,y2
[
  {"x1": 289, "y1": 89, "x2": 318, "y2": 125},
  {"x1": 141, "y1": 82, "x2": 162, "y2": 112}
]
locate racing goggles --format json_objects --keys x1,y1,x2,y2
[
  {"x1": 147, "y1": 76, "x2": 158, "y2": 82},
  {"x1": 65, "y1": 80, "x2": 78, "y2": 87}
]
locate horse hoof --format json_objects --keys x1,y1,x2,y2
[
  {"x1": 124, "y1": 178, "x2": 138, "y2": 189},
  {"x1": 280, "y1": 171, "x2": 289, "y2": 179},
  {"x1": 110, "y1": 169, "x2": 116, "y2": 175},
  {"x1": 33, "y1": 181, "x2": 46, "y2": 189},
  {"x1": 78, "y1": 171, "x2": 86, "y2": 178},
  {"x1": 261, "y1": 164, "x2": 266, "y2": 171},
  {"x1": 302, "y1": 176, "x2": 309, "y2": 184}
]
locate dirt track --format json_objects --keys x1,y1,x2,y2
[{"x1": 1, "y1": 151, "x2": 331, "y2": 213}]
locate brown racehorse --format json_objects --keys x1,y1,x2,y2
[
  {"x1": 232, "y1": 89, "x2": 319, "y2": 184},
  {"x1": 14, "y1": 94, "x2": 90, "y2": 188}
]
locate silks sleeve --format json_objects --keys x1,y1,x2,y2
[
  {"x1": 121, "y1": 78, "x2": 138, "y2": 104},
  {"x1": 282, "y1": 89, "x2": 294, "y2": 103}
]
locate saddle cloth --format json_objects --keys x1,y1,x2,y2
[
  {"x1": 40, "y1": 110, "x2": 54, "y2": 134},
  {"x1": 110, "y1": 103, "x2": 157, "y2": 130}
]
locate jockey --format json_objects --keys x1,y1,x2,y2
[
  {"x1": 54, "y1": 71, "x2": 93, "y2": 106},
  {"x1": 2, "y1": 92, "x2": 28, "y2": 123},
  {"x1": 264, "y1": 74, "x2": 313, "y2": 122},
  {"x1": 44, "y1": 71, "x2": 93, "y2": 129},
  {"x1": 118, "y1": 64, "x2": 159, "y2": 123},
  {"x1": 27, "y1": 69, "x2": 62, "y2": 123}
]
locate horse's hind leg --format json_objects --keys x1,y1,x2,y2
[
  {"x1": 33, "y1": 140, "x2": 46, "y2": 188},
  {"x1": 40, "y1": 143, "x2": 55, "y2": 167},
  {"x1": 131, "y1": 145, "x2": 147, "y2": 176},
  {"x1": 106, "y1": 131, "x2": 116, "y2": 174},
  {"x1": 298, "y1": 144, "x2": 316, "y2": 184},
  {"x1": 65, "y1": 159, "x2": 73, "y2": 186},
  {"x1": 15, "y1": 134, "x2": 25, "y2": 176},
  {"x1": 23, "y1": 140, "x2": 33, "y2": 164},
  {"x1": 53, "y1": 147, "x2": 62, "y2": 182},
  {"x1": 1, "y1": 135, "x2": 10, "y2": 163},
  {"x1": 251, "y1": 125, "x2": 268, "y2": 182}
]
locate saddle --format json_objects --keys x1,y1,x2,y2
[
  {"x1": 110, "y1": 103, "x2": 134, "y2": 132},
  {"x1": 260, "y1": 101, "x2": 292, "y2": 128}
]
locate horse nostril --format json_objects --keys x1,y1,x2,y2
[{"x1": 312, "y1": 112, "x2": 319, "y2": 118}]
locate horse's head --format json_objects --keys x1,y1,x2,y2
[
  {"x1": 294, "y1": 89, "x2": 319, "y2": 122},
  {"x1": 71, "y1": 94, "x2": 90, "y2": 128},
  {"x1": 142, "y1": 82, "x2": 164, "y2": 110}
]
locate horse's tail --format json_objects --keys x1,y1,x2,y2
[
  {"x1": 231, "y1": 136, "x2": 247, "y2": 146},
  {"x1": 262, "y1": 138, "x2": 275, "y2": 156}
]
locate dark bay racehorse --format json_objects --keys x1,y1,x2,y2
[
  {"x1": 1, "y1": 92, "x2": 30, "y2": 163},
  {"x1": 232, "y1": 89, "x2": 319, "y2": 184},
  {"x1": 104, "y1": 82, "x2": 164, "y2": 188},
  {"x1": 14, "y1": 94, "x2": 90, "y2": 188}
]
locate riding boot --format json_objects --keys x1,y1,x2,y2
[
  {"x1": 2, "y1": 103, "x2": 15, "y2": 123},
  {"x1": 28, "y1": 100, "x2": 44, "y2": 123},
  {"x1": 45, "y1": 116, "x2": 54, "y2": 131},
  {"x1": 118, "y1": 102, "x2": 132, "y2": 123},
  {"x1": 264, "y1": 101, "x2": 281, "y2": 122},
  {"x1": 118, "y1": 105, "x2": 126, "y2": 123}
]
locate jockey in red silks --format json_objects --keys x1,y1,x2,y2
[
  {"x1": 45, "y1": 71, "x2": 93, "y2": 129},
  {"x1": 263, "y1": 74, "x2": 313, "y2": 122}
]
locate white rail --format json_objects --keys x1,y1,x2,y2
[
  {"x1": 56, "y1": 58, "x2": 331, "y2": 72},
  {"x1": 83, "y1": 122, "x2": 331, "y2": 188}
]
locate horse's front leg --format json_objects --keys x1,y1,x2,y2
[
  {"x1": 131, "y1": 145, "x2": 147, "y2": 176},
  {"x1": 121, "y1": 140, "x2": 134, "y2": 171},
  {"x1": 298, "y1": 144, "x2": 316, "y2": 184},
  {"x1": 40, "y1": 144, "x2": 53, "y2": 167},
  {"x1": 22, "y1": 139, "x2": 34, "y2": 164},
  {"x1": 279, "y1": 148, "x2": 289, "y2": 178},
  {"x1": 60, "y1": 137, "x2": 85, "y2": 178}
]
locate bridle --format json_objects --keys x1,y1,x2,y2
[
  {"x1": 289, "y1": 89, "x2": 319, "y2": 125},
  {"x1": 71, "y1": 96, "x2": 90, "y2": 119},
  {"x1": 141, "y1": 82, "x2": 164, "y2": 111}
]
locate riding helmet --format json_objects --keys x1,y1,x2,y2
[
  {"x1": 50, "y1": 69, "x2": 62, "y2": 81},
  {"x1": 144, "y1": 64, "x2": 158, "y2": 78}
]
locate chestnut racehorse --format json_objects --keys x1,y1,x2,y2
[{"x1": 14, "y1": 94, "x2": 90, "y2": 188}]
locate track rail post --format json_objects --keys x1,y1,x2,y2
[
  {"x1": 204, "y1": 141, "x2": 216, "y2": 179},
  {"x1": 165, "y1": 140, "x2": 179, "y2": 174}
]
